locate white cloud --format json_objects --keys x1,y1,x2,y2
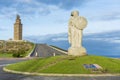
[
  {"x1": 110, "y1": 40, "x2": 120, "y2": 43},
  {"x1": 85, "y1": 19, "x2": 120, "y2": 34},
  {"x1": 0, "y1": 28, "x2": 6, "y2": 31},
  {"x1": 0, "y1": 0, "x2": 60, "y2": 20},
  {"x1": 0, "y1": 7, "x2": 17, "y2": 19},
  {"x1": 0, "y1": 0, "x2": 120, "y2": 40},
  {"x1": 88, "y1": 12, "x2": 120, "y2": 21},
  {"x1": 85, "y1": 37, "x2": 120, "y2": 44},
  {"x1": 52, "y1": 38, "x2": 68, "y2": 41},
  {"x1": 14, "y1": 0, "x2": 32, "y2": 3}
]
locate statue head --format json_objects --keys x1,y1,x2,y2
[{"x1": 71, "y1": 10, "x2": 79, "y2": 17}]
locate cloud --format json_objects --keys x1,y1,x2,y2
[
  {"x1": 0, "y1": 0, "x2": 60, "y2": 19},
  {"x1": 0, "y1": 0, "x2": 13, "y2": 8},
  {"x1": 0, "y1": 7, "x2": 17, "y2": 19},
  {"x1": 0, "y1": 28, "x2": 6, "y2": 31},
  {"x1": 84, "y1": 30, "x2": 120, "y2": 44},
  {"x1": 89, "y1": 12, "x2": 120, "y2": 21},
  {"x1": 110, "y1": 40, "x2": 120, "y2": 43},
  {"x1": 85, "y1": 38, "x2": 120, "y2": 44},
  {"x1": 14, "y1": 0, "x2": 32, "y2": 3},
  {"x1": 33, "y1": 0, "x2": 88, "y2": 10},
  {"x1": 24, "y1": 30, "x2": 120, "y2": 44},
  {"x1": 24, "y1": 30, "x2": 120, "y2": 58},
  {"x1": 52, "y1": 38, "x2": 68, "y2": 41},
  {"x1": 0, "y1": 28, "x2": 3, "y2": 30},
  {"x1": 0, "y1": 0, "x2": 89, "y2": 19},
  {"x1": 100, "y1": 13, "x2": 120, "y2": 21},
  {"x1": 24, "y1": 33, "x2": 67, "y2": 42}
]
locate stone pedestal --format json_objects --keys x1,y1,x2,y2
[{"x1": 68, "y1": 47, "x2": 87, "y2": 56}]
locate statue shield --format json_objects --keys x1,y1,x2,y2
[{"x1": 75, "y1": 17, "x2": 87, "y2": 30}]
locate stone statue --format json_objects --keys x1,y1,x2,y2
[{"x1": 68, "y1": 10, "x2": 87, "y2": 56}]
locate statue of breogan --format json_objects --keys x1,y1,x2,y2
[{"x1": 68, "y1": 10, "x2": 87, "y2": 56}]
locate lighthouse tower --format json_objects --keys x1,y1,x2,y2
[{"x1": 14, "y1": 15, "x2": 22, "y2": 40}]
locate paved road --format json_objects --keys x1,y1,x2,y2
[
  {"x1": 0, "y1": 59, "x2": 31, "y2": 80},
  {"x1": 0, "y1": 44, "x2": 120, "y2": 80},
  {"x1": 30, "y1": 44, "x2": 66, "y2": 57}
]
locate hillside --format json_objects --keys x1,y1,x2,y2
[
  {"x1": 5, "y1": 55, "x2": 120, "y2": 74},
  {"x1": 0, "y1": 41, "x2": 34, "y2": 58}
]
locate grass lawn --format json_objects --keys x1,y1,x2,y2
[
  {"x1": 5, "y1": 55, "x2": 120, "y2": 74},
  {"x1": 0, "y1": 53, "x2": 13, "y2": 58}
]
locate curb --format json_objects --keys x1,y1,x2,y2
[
  {"x1": 48, "y1": 45, "x2": 67, "y2": 54},
  {"x1": 0, "y1": 57, "x2": 33, "y2": 60},
  {"x1": 26, "y1": 44, "x2": 36, "y2": 57},
  {"x1": 3, "y1": 67, "x2": 120, "y2": 77}
]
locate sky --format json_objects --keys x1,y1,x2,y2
[{"x1": 0, "y1": 0, "x2": 120, "y2": 40}]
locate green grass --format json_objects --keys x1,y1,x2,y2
[
  {"x1": 5, "y1": 55, "x2": 120, "y2": 74},
  {"x1": 22, "y1": 43, "x2": 35, "y2": 57},
  {"x1": 0, "y1": 53, "x2": 13, "y2": 58}
]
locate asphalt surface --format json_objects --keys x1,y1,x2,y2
[
  {"x1": 0, "y1": 44, "x2": 120, "y2": 80},
  {"x1": 30, "y1": 44, "x2": 65, "y2": 57},
  {"x1": 0, "y1": 59, "x2": 30, "y2": 80}
]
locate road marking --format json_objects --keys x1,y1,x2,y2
[
  {"x1": 35, "y1": 52, "x2": 38, "y2": 57},
  {"x1": 0, "y1": 64, "x2": 10, "y2": 67}
]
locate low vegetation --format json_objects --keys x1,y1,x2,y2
[
  {"x1": 0, "y1": 53, "x2": 13, "y2": 58},
  {"x1": 0, "y1": 41, "x2": 34, "y2": 58},
  {"x1": 5, "y1": 55, "x2": 120, "y2": 74}
]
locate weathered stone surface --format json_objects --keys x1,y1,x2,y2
[
  {"x1": 68, "y1": 10, "x2": 87, "y2": 56},
  {"x1": 68, "y1": 47, "x2": 87, "y2": 56},
  {"x1": 14, "y1": 15, "x2": 22, "y2": 40}
]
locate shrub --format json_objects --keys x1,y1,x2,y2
[
  {"x1": 12, "y1": 53, "x2": 20, "y2": 57},
  {"x1": 12, "y1": 49, "x2": 25, "y2": 58}
]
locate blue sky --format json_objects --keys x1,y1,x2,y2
[{"x1": 0, "y1": 0, "x2": 120, "y2": 40}]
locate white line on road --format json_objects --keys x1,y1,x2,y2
[{"x1": 0, "y1": 64, "x2": 10, "y2": 67}]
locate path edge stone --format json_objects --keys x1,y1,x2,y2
[{"x1": 3, "y1": 67, "x2": 120, "y2": 77}]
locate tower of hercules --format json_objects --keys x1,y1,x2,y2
[{"x1": 14, "y1": 15, "x2": 22, "y2": 40}]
